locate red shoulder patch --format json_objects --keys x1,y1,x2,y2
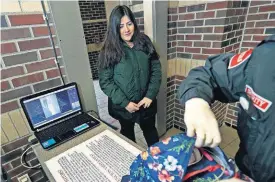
[
  {"x1": 228, "y1": 49, "x2": 253, "y2": 69},
  {"x1": 245, "y1": 85, "x2": 272, "y2": 112}
]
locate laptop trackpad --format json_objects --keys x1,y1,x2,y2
[
  {"x1": 58, "y1": 122, "x2": 89, "y2": 141},
  {"x1": 59, "y1": 130, "x2": 75, "y2": 140}
]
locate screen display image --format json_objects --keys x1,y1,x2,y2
[{"x1": 23, "y1": 86, "x2": 81, "y2": 129}]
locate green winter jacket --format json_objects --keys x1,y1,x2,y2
[{"x1": 99, "y1": 43, "x2": 162, "y2": 121}]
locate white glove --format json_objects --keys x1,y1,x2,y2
[{"x1": 185, "y1": 98, "x2": 221, "y2": 148}]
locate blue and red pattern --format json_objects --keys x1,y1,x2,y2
[{"x1": 122, "y1": 133, "x2": 254, "y2": 182}]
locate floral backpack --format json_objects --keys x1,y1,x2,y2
[{"x1": 122, "y1": 133, "x2": 254, "y2": 182}]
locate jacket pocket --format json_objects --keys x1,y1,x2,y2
[
  {"x1": 237, "y1": 106, "x2": 258, "y2": 152},
  {"x1": 108, "y1": 99, "x2": 133, "y2": 120}
]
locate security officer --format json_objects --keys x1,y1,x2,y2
[{"x1": 178, "y1": 34, "x2": 275, "y2": 181}]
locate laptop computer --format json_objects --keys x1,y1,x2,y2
[{"x1": 20, "y1": 82, "x2": 100, "y2": 150}]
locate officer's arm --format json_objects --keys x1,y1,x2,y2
[{"x1": 177, "y1": 50, "x2": 252, "y2": 105}]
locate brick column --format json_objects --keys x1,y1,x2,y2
[
  {"x1": 176, "y1": 1, "x2": 250, "y2": 60},
  {"x1": 134, "y1": 11, "x2": 144, "y2": 33},
  {"x1": 167, "y1": 7, "x2": 178, "y2": 60},
  {"x1": 219, "y1": 1, "x2": 249, "y2": 54},
  {"x1": 78, "y1": 0, "x2": 107, "y2": 80}
]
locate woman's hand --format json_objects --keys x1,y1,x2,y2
[
  {"x1": 138, "y1": 97, "x2": 152, "y2": 108},
  {"x1": 126, "y1": 102, "x2": 139, "y2": 113}
]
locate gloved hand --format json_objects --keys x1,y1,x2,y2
[{"x1": 185, "y1": 98, "x2": 221, "y2": 148}]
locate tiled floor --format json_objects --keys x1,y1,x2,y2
[
  {"x1": 93, "y1": 80, "x2": 239, "y2": 157},
  {"x1": 219, "y1": 125, "x2": 240, "y2": 158}
]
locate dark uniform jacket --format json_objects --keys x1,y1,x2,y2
[
  {"x1": 99, "y1": 34, "x2": 162, "y2": 122},
  {"x1": 178, "y1": 34, "x2": 275, "y2": 181}
]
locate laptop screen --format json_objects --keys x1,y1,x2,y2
[{"x1": 22, "y1": 85, "x2": 81, "y2": 129}]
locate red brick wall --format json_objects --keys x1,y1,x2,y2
[
  {"x1": 166, "y1": 75, "x2": 226, "y2": 130},
  {"x1": 1, "y1": 13, "x2": 65, "y2": 181},
  {"x1": 169, "y1": 1, "x2": 250, "y2": 60},
  {"x1": 167, "y1": 8, "x2": 179, "y2": 60},
  {"x1": 1, "y1": 135, "x2": 45, "y2": 182},
  {"x1": 225, "y1": 1, "x2": 275, "y2": 127},
  {"x1": 241, "y1": 1, "x2": 275, "y2": 52},
  {"x1": 78, "y1": 0, "x2": 106, "y2": 21},
  {"x1": 168, "y1": 0, "x2": 275, "y2": 61},
  {"x1": 134, "y1": 11, "x2": 144, "y2": 33},
  {"x1": 225, "y1": 103, "x2": 239, "y2": 126},
  {"x1": 218, "y1": 1, "x2": 249, "y2": 54},
  {"x1": 167, "y1": 7, "x2": 178, "y2": 60},
  {"x1": 166, "y1": 75, "x2": 181, "y2": 130},
  {"x1": 78, "y1": 0, "x2": 107, "y2": 80},
  {"x1": 166, "y1": 1, "x2": 275, "y2": 129},
  {"x1": 1, "y1": 14, "x2": 65, "y2": 114}
]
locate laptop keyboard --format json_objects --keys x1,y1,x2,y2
[{"x1": 37, "y1": 113, "x2": 96, "y2": 141}]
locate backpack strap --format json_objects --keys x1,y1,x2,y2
[
  {"x1": 200, "y1": 148, "x2": 214, "y2": 161},
  {"x1": 183, "y1": 164, "x2": 222, "y2": 181},
  {"x1": 183, "y1": 149, "x2": 225, "y2": 181}
]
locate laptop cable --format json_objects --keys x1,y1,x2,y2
[{"x1": 20, "y1": 136, "x2": 42, "y2": 169}]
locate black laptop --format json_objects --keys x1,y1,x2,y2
[{"x1": 20, "y1": 82, "x2": 100, "y2": 150}]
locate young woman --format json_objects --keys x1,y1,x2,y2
[{"x1": 98, "y1": 5, "x2": 162, "y2": 147}]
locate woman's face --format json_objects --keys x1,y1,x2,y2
[{"x1": 120, "y1": 15, "x2": 135, "y2": 42}]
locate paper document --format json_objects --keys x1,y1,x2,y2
[{"x1": 45, "y1": 130, "x2": 142, "y2": 182}]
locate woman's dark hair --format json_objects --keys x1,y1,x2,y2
[{"x1": 98, "y1": 5, "x2": 159, "y2": 69}]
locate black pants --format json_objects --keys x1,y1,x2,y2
[{"x1": 118, "y1": 116, "x2": 159, "y2": 147}]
